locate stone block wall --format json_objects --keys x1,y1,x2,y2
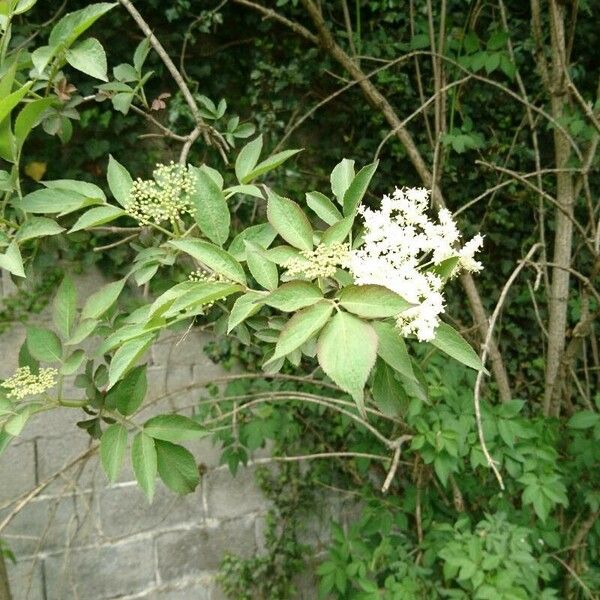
[{"x1": 0, "y1": 271, "x2": 291, "y2": 600}]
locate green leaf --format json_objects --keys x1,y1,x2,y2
[
  {"x1": 42, "y1": 179, "x2": 106, "y2": 200},
  {"x1": 80, "y1": 278, "x2": 126, "y2": 321},
  {"x1": 567, "y1": 411, "x2": 600, "y2": 430},
  {"x1": 265, "y1": 245, "x2": 306, "y2": 266},
  {"x1": 106, "y1": 365, "x2": 147, "y2": 416},
  {"x1": 107, "y1": 155, "x2": 132, "y2": 208},
  {"x1": 15, "y1": 217, "x2": 64, "y2": 242},
  {"x1": 169, "y1": 239, "x2": 246, "y2": 285},
  {"x1": 343, "y1": 161, "x2": 378, "y2": 216},
  {"x1": 19, "y1": 188, "x2": 98, "y2": 214},
  {"x1": 372, "y1": 359, "x2": 406, "y2": 417},
  {"x1": 372, "y1": 323, "x2": 425, "y2": 401},
  {"x1": 245, "y1": 241, "x2": 278, "y2": 291},
  {"x1": 321, "y1": 215, "x2": 354, "y2": 245},
  {"x1": 0, "y1": 82, "x2": 32, "y2": 125},
  {"x1": 147, "y1": 282, "x2": 196, "y2": 319},
  {"x1": 113, "y1": 63, "x2": 137, "y2": 82},
  {"x1": 98, "y1": 323, "x2": 156, "y2": 355},
  {"x1": 242, "y1": 148, "x2": 301, "y2": 183},
  {"x1": 0, "y1": 240, "x2": 25, "y2": 278},
  {"x1": 306, "y1": 191, "x2": 342, "y2": 226},
  {"x1": 133, "y1": 37, "x2": 150, "y2": 72},
  {"x1": 224, "y1": 184, "x2": 262, "y2": 198},
  {"x1": 163, "y1": 281, "x2": 241, "y2": 317},
  {"x1": 53, "y1": 275, "x2": 77, "y2": 339},
  {"x1": 155, "y1": 440, "x2": 199, "y2": 495},
  {"x1": 100, "y1": 423, "x2": 128, "y2": 482},
  {"x1": 228, "y1": 291, "x2": 263, "y2": 332},
  {"x1": 266, "y1": 301, "x2": 333, "y2": 364},
  {"x1": 131, "y1": 432, "x2": 157, "y2": 502},
  {"x1": 430, "y1": 323, "x2": 484, "y2": 371},
  {"x1": 0, "y1": 430, "x2": 13, "y2": 457},
  {"x1": 330, "y1": 158, "x2": 355, "y2": 204},
  {"x1": 430, "y1": 256, "x2": 460, "y2": 280},
  {"x1": 190, "y1": 166, "x2": 230, "y2": 245},
  {"x1": 49, "y1": 3, "x2": 116, "y2": 48},
  {"x1": 112, "y1": 91, "x2": 134, "y2": 115},
  {"x1": 60, "y1": 349, "x2": 85, "y2": 375},
  {"x1": 13, "y1": 0, "x2": 38, "y2": 15},
  {"x1": 338, "y1": 285, "x2": 411, "y2": 318},
  {"x1": 15, "y1": 97, "x2": 54, "y2": 150},
  {"x1": 228, "y1": 223, "x2": 277, "y2": 261},
  {"x1": 267, "y1": 191, "x2": 313, "y2": 251},
  {"x1": 66, "y1": 319, "x2": 98, "y2": 346},
  {"x1": 433, "y1": 453, "x2": 455, "y2": 486},
  {"x1": 26, "y1": 326, "x2": 62, "y2": 363},
  {"x1": 69, "y1": 205, "x2": 125, "y2": 232},
  {"x1": 65, "y1": 38, "x2": 108, "y2": 81},
  {"x1": 263, "y1": 281, "x2": 323, "y2": 312},
  {"x1": 144, "y1": 414, "x2": 208, "y2": 443},
  {"x1": 4, "y1": 409, "x2": 31, "y2": 436},
  {"x1": 317, "y1": 312, "x2": 378, "y2": 408},
  {"x1": 107, "y1": 334, "x2": 154, "y2": 389},
  {"x1": 410, "y1": 33, "x2": 430, "y2": 49},
  {"x1": 235, "y1": 135, "x2": 262, "y2": 183},
  {"x1": 31, "y1": 46, "x2": 54, "y2": 74}
]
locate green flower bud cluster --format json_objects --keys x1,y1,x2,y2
[
  {"x1": 188, "y1": 269, "x2": 229, "y2": 283},
  {"x1": 127, "y1": 162, "x2": 196, "y2": 226},
  {"x1": 1, "y1": 366, "x2": 57, "y2": 400},
  {"x1": 284, "y1": 242, "x2": 349, "y2": 279}
]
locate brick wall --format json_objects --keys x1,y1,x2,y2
[{"x1": 0, "y1": 271, "x2": 292, "y2": 600}]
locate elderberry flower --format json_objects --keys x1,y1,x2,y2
[
  {"x1": 127, "y1": 162, "x2": 196, "y2": 226},
  {"x1": 284, "y1": 242, "x2": 349, "y2": 280},
  {"x1": 347, "y1": 187, "x2": 483, "y2": 341},
  {"x1": 1, "y1": 366, "x2": 57, "y2": 400}
]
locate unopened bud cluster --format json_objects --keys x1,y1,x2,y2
[
  {"x1": 188, "y1": 270, "x2": 229, "y2": 283},
  {"x1": 1, "y1": 366, "x2": 57, "y2": 400},
  {"x1": 347, "y1": 187, "x2": 483, "y2": 342},
  {"x1": 127, "y1": 162, "x2": 196, "y2": 226},
  {"x1": 285, "y1": 242, "x2": 349, "y2": 279}
]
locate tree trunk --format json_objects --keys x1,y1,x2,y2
[{"x1": 543, "y1": 0, "x2": 574, "y2": 415}]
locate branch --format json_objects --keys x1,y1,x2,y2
[
  {"x1": 474, "y1": 243, "x2": 542, "y2": 490},
  {"x1": 233, "y1": 0, "x2": 318, "y2": 43},
  {"x1": 381, "y1": 434, "x2": 412, "y2": 493},
  {"x1": 117, "y1": 0, "x2": 228, "y2": 157}
]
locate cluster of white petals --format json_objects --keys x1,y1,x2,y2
[{"x1": 346, "y1": 187, "x2": 483, "y2": 341}]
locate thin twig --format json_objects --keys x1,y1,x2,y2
[
  {"x1": 473, "y1": 243, "x2": 542, "y2": 490},
  {"x1": 381, "y1": 434, "x2": 412, "y2": 493},
  {"x1": 117, "y1": 0, "x2": 228, "y2": 157},
  {"x1": 551, "y1": 553, "x2": 599, "y2": 600},
  {"x1": 94, "y1": 233, "x2": 138, "y2": 252},
  {"x1": 0, "y1": 448, "x2": 96, "y2": 533}
]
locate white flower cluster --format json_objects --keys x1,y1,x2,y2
[
  {"x1": 346, "y1": 187, "x2": 483, "y2": 341},
  {"x1": 127, "y1": 162, "x2": 196, "y2": 226},
  {"x1": 284, "y1": 242, "x2": 349, "y2": 280},
  {"x1": 1, "y1": 366, "x2": 57, "y2": 400}
]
